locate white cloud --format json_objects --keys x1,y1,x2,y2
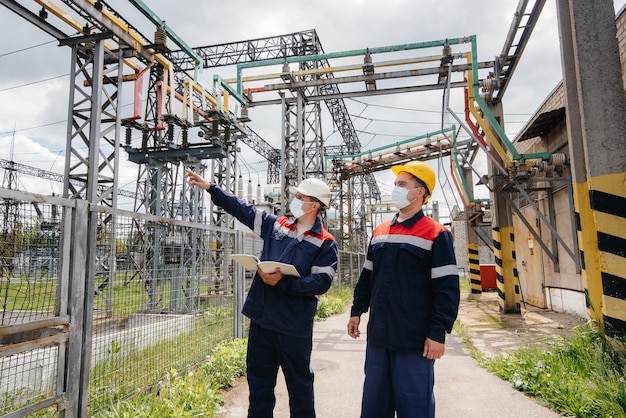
[{"x1": 0, "y1": 133, "x2": 65, "y2": 194}]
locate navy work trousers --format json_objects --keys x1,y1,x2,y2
[
  {"x1": 360, "y1": 344, "x2": 435, "y2": 418},
  {"x1": 246, "y1": 322, "x2": 315, "y2": 418}
]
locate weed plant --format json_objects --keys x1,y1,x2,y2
[
  {"x1": 315, "y1": 284, "x2": 353, "y2": 321},
  {"x1": 88, "y1": 305, "x2": 233, "y2": 411},
  {"x1": 478, "y1": 323, "x2": 626, "y2": 417},
  {"x1": 88, "y1": 283, "x2": 353, "y2": 416},
  {"x1": 94, "y1": 339, "x2": 247, "y2": 418}
]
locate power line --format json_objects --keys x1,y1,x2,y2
[
  {"x1": 0, "y1": 74, "x2": 69, "y2": 92},
  {"x1": 0, "y1": 40, "x2": 57, "y2": 58},
  {"x1": 0, "y1": 158, "x2": 137, "y2": 198},
  {"x1": 0, "y1": 100, "x2": 140, "y2": 136},
  {"x1": 348, "y1": 98, "x2": 441, "y2": 113},
  {"x1": 350, "y1": 114, "x2": 459, "y2": 125},
  {"x1": 348, "y1": 97, "x2": 533, "y2": 117},
  {"x1": 0, "y1": 120, "x2": 65, "y2": 135}
]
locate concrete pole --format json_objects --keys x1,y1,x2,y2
[
  {"x1": 432, "y1": 201, "x2": 439, "y2": 223},
  {"x1": 556, "y1": 0, "x2": 626, "y2": 336},
  {"x1": 489, "y1": 102, "x2": 521, "y2": 313}
]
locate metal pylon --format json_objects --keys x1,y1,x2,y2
[{"x1": 62, "y1": 35, "x2": 125, "y2": 316}]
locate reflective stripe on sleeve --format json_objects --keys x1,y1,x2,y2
[
  {"x1": 253, "y1": 210, "x2": 264, "y2": 235},
  {"x1": 312, "y1": 265, "x2": 335, "y2": 277},
  {"x1": 431, "y1": 264, "x2": 458, "y2": 279},
  {"x1": 363, "y1": 259, "x2": 373, "y2": 271}
]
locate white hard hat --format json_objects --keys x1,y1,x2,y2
[{"x1": 289, "y1": 178, "x2": 331, "y2": 207}]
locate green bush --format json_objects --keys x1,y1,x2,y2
[
  {"x1": 100, "y1": 369, "x2": 222, "y2": 418},
  {"x1": 89, "y1": 285, "x2": 353, "y2": 416},
  {"x1": 94, "y1": 338, "x2": 247, "y2": 417},
  {"x1": 316, "y1": 284, "x2": 353, "y2": 321},
  {"x1": 204, "y1": 339, "x2": 248, "y2": 390},
  {"x1": 480, "y1": 323, "x2": 626, "y2": 417}
]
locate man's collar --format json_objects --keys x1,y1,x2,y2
[
  {"x1": 291, "y1": 216, "x2": 323, "y2": 234},
  {"x1": 391, "y1": 209, "x2": 425, "y2": 227},
  {"x1": 310, "y1": 217, "x2": 323, "y2": 234}
]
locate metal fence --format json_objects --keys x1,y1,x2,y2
[
  {"x1": 0, "y1": 187, "x2": 365, "y2": 417},
  {"x1": 334, "y1": 250, "x2": 365, "y2": 289},
  {"x1": 0, "y1": 188, "x2": 250, "y2": 417}
]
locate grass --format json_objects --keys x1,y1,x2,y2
[
  {"x1": 315, "y1": 284, "x2": 353, "y2": 321},
  {"x1": 85, "y1": 284, "x2": 353, "y2": 417},
  {"x1": 0, "y1": 277, "x2": 58, "y2": 311},
  {"x1": 14, "y1": 273, "x2": 626, "y2": 417},
  {"x1": 458, "y1": 272, "x2": 470, "y2": 293},
  {"x1": 1, "y1": 274, "x2": 220, "y2": 314},
  {"x1": 88, "y1": 305, "x2": 234, "y2": 411},
  {"x1": 456, "y1": 318, "x2": 626, "y2": 417},
  {"x1": 93, "y1": 339, "x2": 247, "y2": 418},
  {"x1": 3, "y1": 279, "x2": 353, "y2": 417}
]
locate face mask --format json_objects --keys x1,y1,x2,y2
[
  {"x1": 289, "y1": 198, "x2": 311, "y2": 218},
  {"x1": 391, "y1": 186, "x2": 417, "y2": 210}
]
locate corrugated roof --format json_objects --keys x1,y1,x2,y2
[{"x1": 517, "y1": 107, "x2": 566, "y2": 142}]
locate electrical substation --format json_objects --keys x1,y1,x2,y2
[{"x1": 0, "y1": 1, "x2": 625, "y2": 416}]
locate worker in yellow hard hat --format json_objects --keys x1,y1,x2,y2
[
  {"x1": 347, "y1": 160, "x2": 460, "y2": 418},
  {"x1": 390, "y1": 160, "x2": 436, "y2": 206}
]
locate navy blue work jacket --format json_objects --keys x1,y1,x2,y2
[
  {"x1": 208, "y1": 185, "x2": 338, "y2": 338},
  {"x1": 351, "y1": 210, "x2": 460, "y2": 353}
]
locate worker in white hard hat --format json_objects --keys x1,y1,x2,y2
[
  {"x1": 288, "y1": 178, "x2": 331, "y2": 233},
  {"x1": 185, "y1": 169, "x2": 338, "y2": 418},
  {"x1": 347, "y1": 161, "x2": 460, "y2": 418}
]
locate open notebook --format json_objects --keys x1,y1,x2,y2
[{"x1": 230, "y1": 254, "x2": 301, "y2": 277}]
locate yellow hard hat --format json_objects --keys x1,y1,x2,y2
[{"x1": 391, "y1": 161, "x2": 436, "y2": 204}]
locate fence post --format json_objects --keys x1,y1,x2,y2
[
  {"x1": 62, "y1": 200, "x2": 98, "y2": 417},
  {"x1": 233, "y1": 231, "x2": 246, "y2": 339}
]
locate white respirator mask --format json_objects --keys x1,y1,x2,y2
[
  {"x1": 289, "y1": 198, "x2": 312, "y2": 218},
  {"x1": 391, "y1": 186, "x2": 418, "y2": 210}
]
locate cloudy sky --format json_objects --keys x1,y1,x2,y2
[{"x1": 0, "y1": 1, "x2": 624, "y2": 214}]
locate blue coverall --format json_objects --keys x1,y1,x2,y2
[
  {"x1": 208, "y1": 185, "x2": 338, "y2": 418},
  {"x1": 351, "y1": 209, "x2": 460, "y2": 418}
]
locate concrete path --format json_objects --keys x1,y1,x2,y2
[{"x1": 218, "y1": 294, "x2": 569, "y2": 417}]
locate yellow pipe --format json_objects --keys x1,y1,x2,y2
[
  {"x1": 169, "y1": 86, "x2": 211, "y2": 119},
  {"x1": 90, "y1": 3, "x2": 144, "y2": 57},
  {"x1": 224, "y1": 54, "x2": 449, "y2": 84},
  {"x1": 93, "y1": 3, "x2": 222, "y2": 111},
  {"x1": 223, "y1": 90, "x2": 230, "y2": 114},
  {"x1": 465, "y1": 52, "x2": 512, "y2": 166},
  {"x1": 451, "y1": 153, "x2": 471, "y2": 207},
  {"x1": 93, "y1": 2, "x2": 173, "y2": 70},
  {"x1": 36, "y1": 0, "x2": 83, "y2": 30},
  {"x1": 336, "y1": 134, "x2": 451, "y2": 162},
  {"x1": 36, "y1": 0, "x2": 219, "y2": 116},
  {"x1": 35, "y1": 0, "x2": 142, "y2": 72},
  {"x1": 193, "y1": 83, "x2": 217, "y2": 108}
]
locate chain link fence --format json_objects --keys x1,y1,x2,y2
[
  {"x1": 0, "y1": 187, "x2": 364, "y2": 417},
  {"x1": 0, "y1": 188, "x2": 250, "y2": 417}
]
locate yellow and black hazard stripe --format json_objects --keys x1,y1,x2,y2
[
  {"x1": 574, "y1": 181, "x2": 602, "y2": 321},
  {"x1": 588, "y1": 179, "x2": 626, "y2": 338},
  {"x1": 467, "y1": 243, "x2": 481, "y2": 294},
  {"x1": 492, "y1": 226, "x2": 520, "y2": 313}
]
